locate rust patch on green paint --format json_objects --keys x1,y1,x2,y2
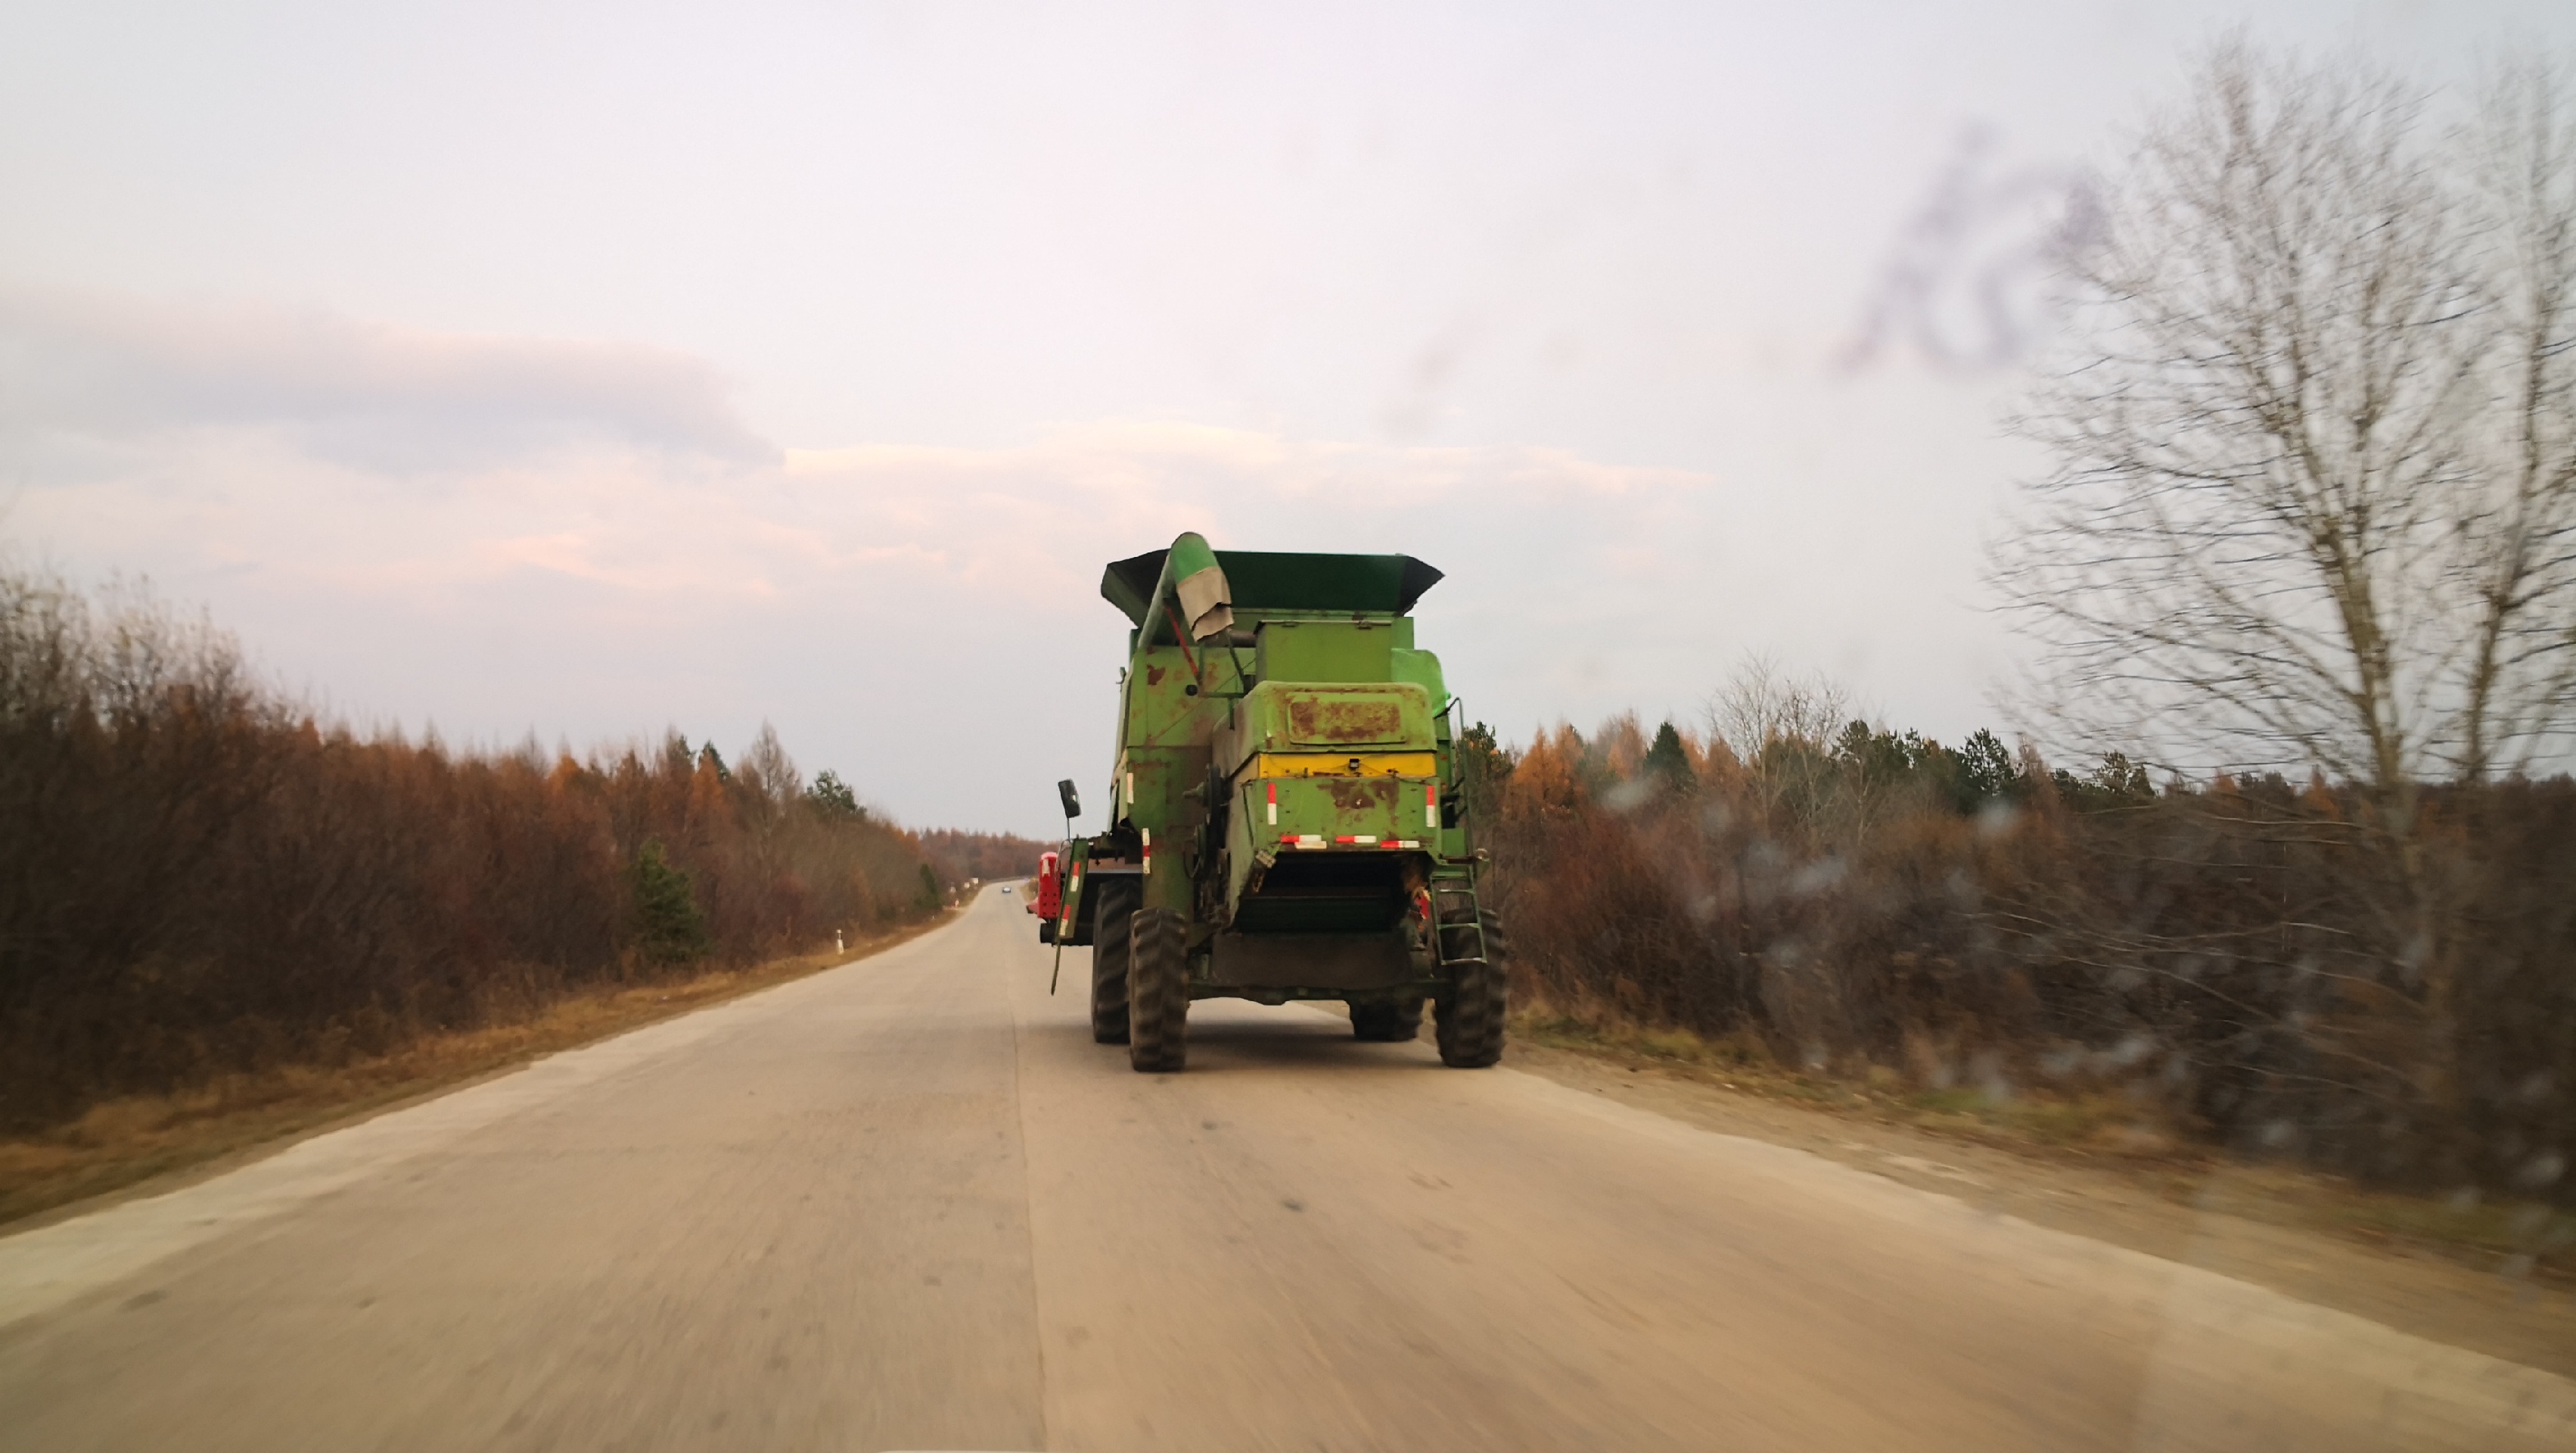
[
  {"x1": 1324, "y1": 778, "x2": 1398, "y2": 812},
  {"x1": 1288, "y1": 695, "x2": 1405, "y2": 745}
]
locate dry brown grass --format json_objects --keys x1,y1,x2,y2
[
  {"x1": 1511, "y1": 1000, "x2": 2576, "y2": 1282},
  {"x1": 0, "y1": 914, "x2": 952, "y2": 1230}
]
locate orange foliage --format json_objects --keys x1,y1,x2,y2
[
  {"x1": 1473, "y1": 714, "x2": 2576, "y2": 1201},
  {"x1": 0, "y1": 571, "x2": 947, "y2": 1133}
]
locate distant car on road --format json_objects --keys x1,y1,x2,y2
[{"x1": 1002, "y1": 885, "x2": 1014, "y2": 894}]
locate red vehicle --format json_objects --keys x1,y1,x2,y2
[{"x1": 1030, "y1": 851, "x2": 1062, "y2": 942}]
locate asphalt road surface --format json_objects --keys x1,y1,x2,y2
[{"x1": 3, "y1": 887, "x2": 2570, "y2": 1451}]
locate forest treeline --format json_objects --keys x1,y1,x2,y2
[
  {"x1": 917, "y1": 828, "x2": 1055, "y2": 888},
  {"x1": 0, "y1": 568, "x2": 1036, "y2": 1134},
  {"x1": 1467, "y1": 711, "x2": 2575, "y2": 1207}
]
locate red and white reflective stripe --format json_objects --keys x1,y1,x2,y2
[
  {"x1": 1397, "y1": 839, "x2": 1421, "y2": 849},
  {"x1": 1425, "y1": 782, "x2": 1438, "y2": 829},
  {"x1": 1266, "y1": 779, "x2": 1277, "y2": 826},
  {"x1": 1141, "y1": 828, "x2": 1151, "y2": 872},
  {"x1": 1335, "y1": 835, "x2": 1356, "y2": 844},
  {"x1": 1289, "y1": 834, "x2": 1325, "y2": 850},
  {"x1": 1353, "y1": 835, "x2": 1378, "y2": 845}
]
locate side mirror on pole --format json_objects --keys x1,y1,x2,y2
[{"x1": 1057, "y1": 779, "x2": 1081, "y2": 821}]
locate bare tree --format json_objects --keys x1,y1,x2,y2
[
  {"x1": 736, "y1": 720, "x2": 803, "y2": 817},
  {"x1": 1705, "y1": 652, "x2": 1853, "y2": 761},
  {"x1": 1995, "y1": 41, "x2": 2576, "y2": 1162},
  {"x1": 2456, "y1": 57, "x2": 2576, "y2": 782},
  {"x1": 1705, "y1": 653, "x2": 1869, "y2": 839},
  {"x1": 1998, "y1": 41, "x2": 2576, "y2": 809}
]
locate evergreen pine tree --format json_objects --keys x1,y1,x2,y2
[
  {"x1": 630, "y1": 840, "x2": 710, "y2": 965},
  {"x1": 805, "y1": 769, "x2": 862, "y2": 818},
  {"x1": 1456, "y1": 720, "x2": 1515, "y2": 821},
  {"x1": 1643, "y1": 720, "x2": 1697, "y2": 795},
  {"x1": 1953, "y1": 729, "x2": 2024, "y2": 810}
]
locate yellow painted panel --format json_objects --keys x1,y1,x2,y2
[{"x1": 1246, "y1": 751, "x2": 1437, "y2": 779}]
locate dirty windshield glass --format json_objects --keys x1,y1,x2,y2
[{"x1": 2, "y1": 5, "x2": 2569, "y2": 1451}]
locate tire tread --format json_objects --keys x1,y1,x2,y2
[
  {"x1": 1089, "y1": 881, "x2": 1138, "y2": 1044},
  {"x1": 1127, "y1": 907, "x2": 1189, "y2": 1072},
  {"x1": 1434, "y1": 907, "x2": 1508, "y2": 1068}
]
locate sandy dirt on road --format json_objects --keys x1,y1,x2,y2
[
  {"x1": 1496, "y1": 1035, "x2": 2576, "y2": 1380},
  {"x1": 6, "y1": 890, "x2": 2569, "y2": 1451}
]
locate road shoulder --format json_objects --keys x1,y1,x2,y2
[
  {"x1": 0, "y1": 914, "x2": 955, "y2": 1233},
  {"x1": 1499, "y1": 1034, "x2": 2576, "y2": 1380}
]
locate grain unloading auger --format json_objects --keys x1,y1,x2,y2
[{"x1": 1033, "y1": 532, "x2": 1506, "y2": 1072}]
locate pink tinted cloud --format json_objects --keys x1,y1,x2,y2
[{"x1": 0, "y1": 286, "x2": 775, "y2": 469}]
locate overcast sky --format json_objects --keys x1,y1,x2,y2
[{"x1": 5, "y1": 1, "x2": 2570, "y2": 834}]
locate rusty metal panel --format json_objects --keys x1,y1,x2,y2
[
  {"x1": 1241, "y1": 681, "x2": 1433, "y2": 754},
  {"x1": 1286, "y1": 694, "x2": 1406, "y2": 745},
  {"x1": 1244, "y1": 751, "x2": 1438, "y2": 779}
]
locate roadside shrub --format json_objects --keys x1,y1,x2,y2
[
  {"x1": 0, "y1": 567, "x2": 945, "y2": 1133},
  {"x1": 1475, "y1": 712, "x2": 2574, "y2": 1204}
]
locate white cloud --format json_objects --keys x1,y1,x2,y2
[
  {"x1": 0, "y1": 287, "x2": 775, "y2": 471},
  {"x1": 4, "y1": 294, "x2": 2028, "y2": 832}
]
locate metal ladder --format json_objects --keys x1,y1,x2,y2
[{"x1": 1430, "y1": 885, "x2": 1489, "y2": 967}]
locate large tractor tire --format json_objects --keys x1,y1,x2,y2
[
  {"x1": 1089, "y1": 879, "x2": 1141, "y2": 1044},
  {"x1": 1126, "y1": 906, "x2": 1190, "y2": 1072},
  {"x1": 1350, "y1": 999, "x2": 1424, "y2": 1042},
  {"x1": 1434, "y1": 907, "x2": 1508, "y2": 1068}
]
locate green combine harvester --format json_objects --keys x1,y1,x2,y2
[{"x1": 1038, "y1": 531, "x2": 1506, "y2": 1072}]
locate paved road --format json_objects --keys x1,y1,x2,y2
[{"x1": 3, "y1": 888, "x2": 2570, "y2": 1451}]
